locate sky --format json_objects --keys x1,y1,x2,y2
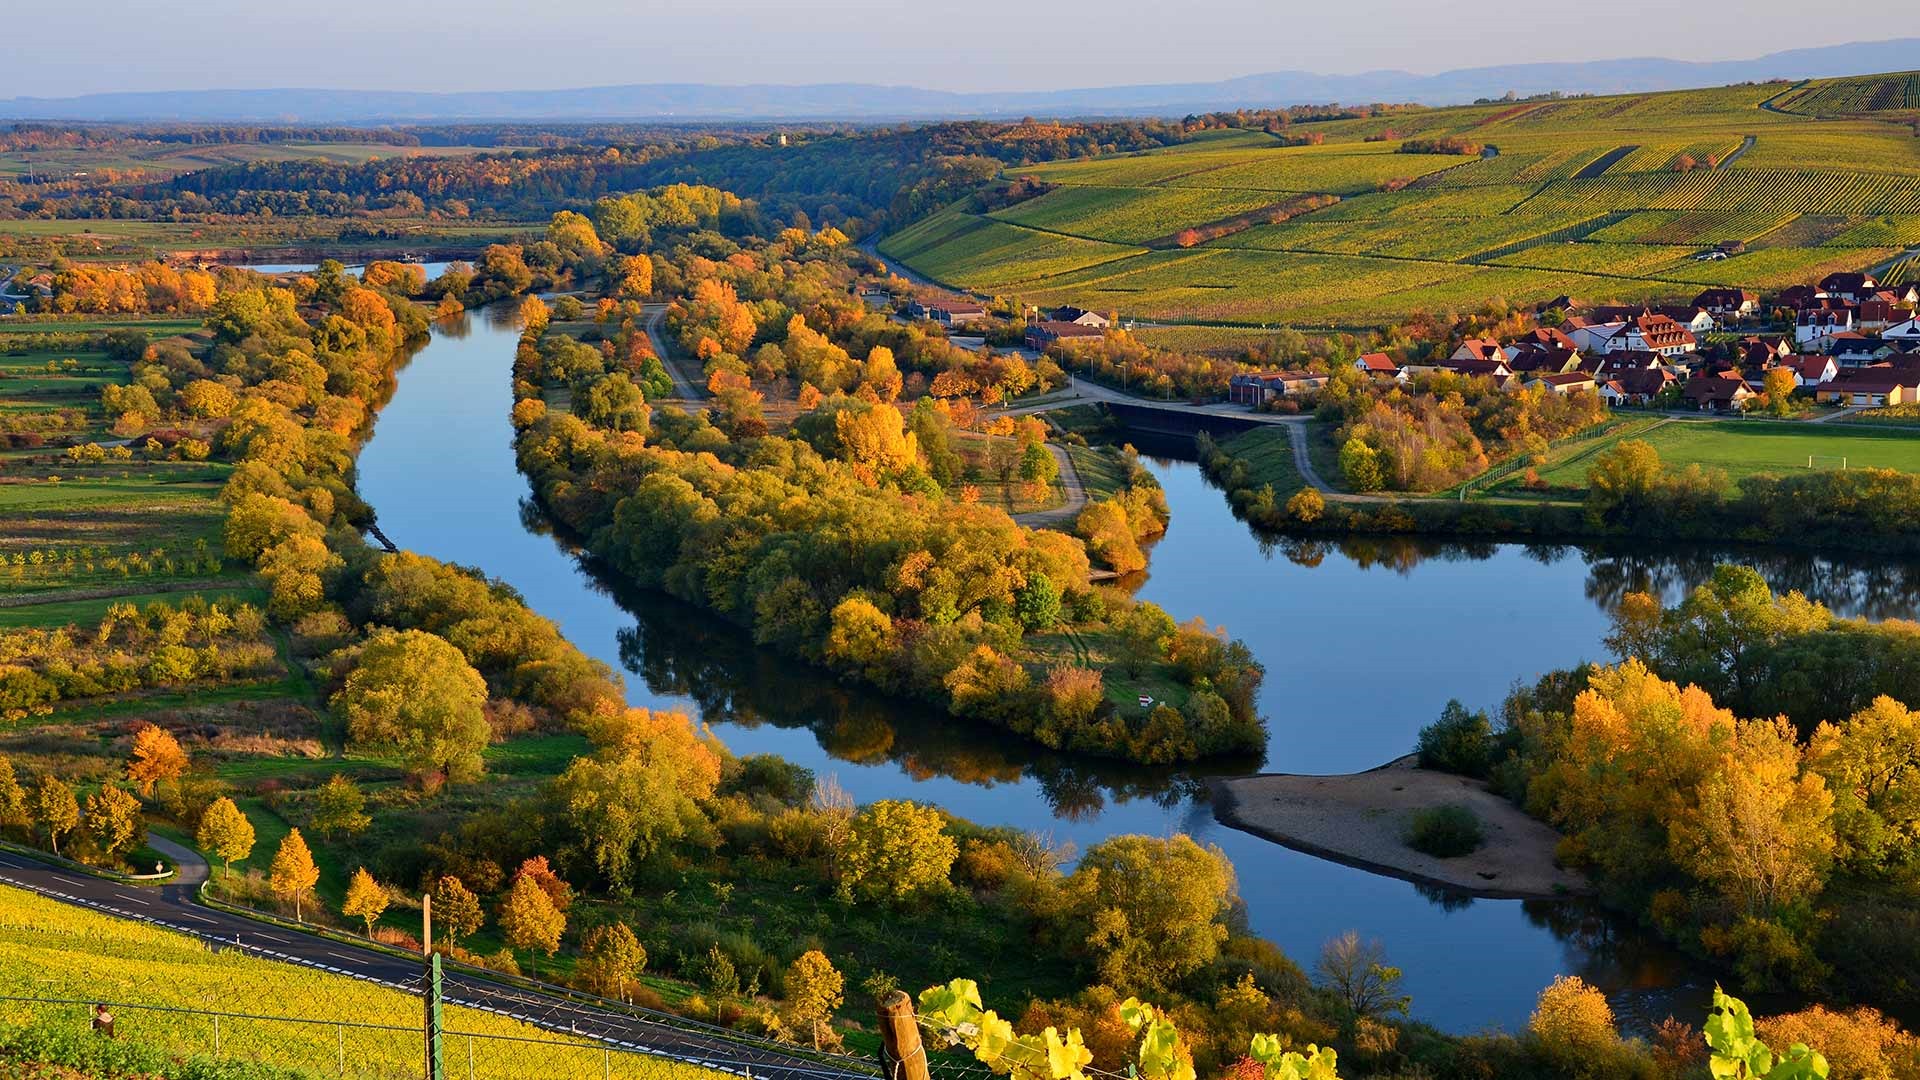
[{"x1": 7, "y1": 0, "x2": 1873, "y2": 97}]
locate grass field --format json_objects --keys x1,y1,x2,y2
[
  {"x1": 1531, "y1": 419, "x2": 1920, "y2": 490},
  {"x1": 0, "y1": 884, "x2": 724, "y2": 1080},
  {"x1": 884, "y1": 71, "x2": 1920, "y2": 325}
]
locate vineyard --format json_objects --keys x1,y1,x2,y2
[
  {"x1": 0, "y1": 884, "x2": 725, "y2": 1080},
  {"x1": 883, "y1": 70, "x2": 1920, "y2": 325}
]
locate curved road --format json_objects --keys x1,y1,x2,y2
[{"x1": 0, "y1": 844, "x2": 873, "y2": 1080}]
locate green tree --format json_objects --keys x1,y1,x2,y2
[
  {"x1": 333, "y1": 629, "x2": 490, "y2": 784},
  {"x1": 579, "y1": 373, "x2": 651, "y2": 433},
  {"x1": 342, "y1": 867, "x2": 390, "y2": 936},
  {"x1": 838, "y1": 800, "x2": 958, "y2": 903},
  {"x1": 310, "y1": 774, "x2": 371, "y2": 839},
  {"x1": 1019, "y1": 442, "x2": 1059, "y2": 486},
  {"x1": 579, "y1": 922, "x2": 647, "y2": 1000},
  {"x1": 269, "y1": 828, "x2": 321, "y2": 922},
  {"x1": 433, "y1": 876, "x2": 484, "y2": 946},
  {"x1": 785, "y1": 950, "x2": 846, "y2": 1050},
  {"x1": 32, "y1": 775, "x2": 78, "y2": 856},
  {"x1": 84, "y1": 785, "x2": 144, "y2": 862},
  {"x1": 498, "y1": 873, "x2": 566, "y2": 971},
  {"x1": 1067, "y1": 834, "x2": 1235, "y2": 993},
  {"x1": 197, "y1": 797, "x2": 255, "y2": 881},
  {"x1": 1809, "y1": 696, "x2": 1920, "y2": 876}
]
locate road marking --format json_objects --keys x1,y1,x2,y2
[{"x1": 326, "y1": 951, "x2": 364, "y2": 965}]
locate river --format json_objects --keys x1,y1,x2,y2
[{"x1": 356, "y1": 307, "x2": 1920, "y2": 1034}]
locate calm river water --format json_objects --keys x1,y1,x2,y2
[{"x1": 356, "y1": 308, "x2": 1920, "y2": 1034}]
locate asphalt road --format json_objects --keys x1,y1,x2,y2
[{"x1": 0, "y1": 845, "x2": 874, "y2": 1080}]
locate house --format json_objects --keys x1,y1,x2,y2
[
  {"x1": 1601, "y1": 366, "x2": 1678, "y2": 405},
  {"x1": 1738, "y1": 336, "x2": 1793, "y2": 368},
  {"x1": 1047, "y1": 306, "x2": 1112, "y2": 328},
  {"x1": 1528, "y1": 371, "x2": 1598, "y2": 395},
  {"x1": 1507, "y1": 344, "x2": 1582, "y2": 375},
  {"x1": 1567, "y1": 319, "x2": 1628, "y2": 353},
  {"x1": 1228, "y1": 370, "x2": 1329, "y2": 406},
  {"x1": 1505, "y1": 327, "x2": 1579, "y2": 355},
  {"x1": 1024, "y1": 320, "x2": 1104, "y2": 351},
  {"x1": 907, "y1": 298, "x2": 989, "y2": 326},
  {"x1": 1779, "y1": 285, "x2": 1820, "y2": 309},
  {"x1": 1797, "y1": 307, "x2": 1855, "y2": 349},
  {"x1": 1818, "y1": 271, "x2": 1879, "y2": 302},
  {"x1": 1586, "y1": 305, "x2": 1714, "y2": 335},
  {"x1": 1886, "y1": 316, "x2": 1920, "y2": 345},
  {"x1": 1683, "y1": 374, "x2": 1757, "y2": 413},
  {"x1": 1782, "y1": 354, "x2": 1839, "y2": 386},
  {"x1": 1694, "y1": 288, "x2": 1759, "y2": 319},
  {"x1": 1814, "y1": 368, "x2": 1920, "y2": 407},
  {"x1": 1596, "y1": 350, "x2": 1665, "y2": 375},
  {"x1": 1882, "y1": 284, "x2": 1920, "y2": 306},
  {"x1": 1450, "y1": 338, "x2": 1505, "y2": 363},
  {"x1": 1354, "y1": 352, "x2": 1405, "y2": 381},
  {"x1": 1857, "y1": 298, "x2": 1903, "y2": 332},
  {"x1": 1440, "y1": 356, "x2": 1514, "y2": 382},
  {"x1": 1831, "y1": 333, "x2": 1891, "y2": 367},
  {"x1": 1621, "y1": 314, "x2": 1698, "y2": 358}
]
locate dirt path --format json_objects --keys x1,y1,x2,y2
[
  {"x1": 1011, "y1": 442, "x2": 1088, "y2": 527},
  {"x1": 641, "y1": 304, "x2": 704, "y2": 401}
]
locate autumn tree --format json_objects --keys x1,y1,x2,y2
[
  {"x1": 311, "y1": 774, "x2": 371, "y2": 839},
  {"x1": 1762, "y1": 367, "x2": 1798, "y2": 417},
  {"x1": 269, "y1": 828, "x2": 321, "y2": 922},
  {"x1": 32, "y1": 775, "x2": 78, "y2": 856},
  {"x1": 1068, "y1": 834, "x2": 1235, "y2": 994},
  {"x1": 1019, "y1": 441, "x2": 1059, "y2": 487},
  {"x1": 1809, "y1": 696, "x2": 1920, "y2": 877},
  {"x1": 333, "y1": 629, "x2": 490, "y2": 784},
  {"x1": 1670, "y1": 717, "x2": 1835, "y2": 916},
  {"x1": 579, "y1": 922, "x2": 647, "y2": 1000},
  {"x1": 837, "y1": 800, "x2": 957, "y2": 904},
  {"x1": 342, "y1": 867, "x2": 390, "y2": 936},
  {"x1": 498, "y1": 873, "x2": 566, "y2": 971},
  {"x1": 1585, "y1": 439, "x2": 1663, "y2": 526},
  {"x1": 551, "y1": 707, "x2": 722, "y2": 887},
  {"x1": 85, "y1": 784, "x2": 144, "y2": 861},
  {"x1": 1529, "y1": 975, "x2": 1616, "y2": 1059},
  {"x1": 511, "y1": 856, "x2": 573, "y2": 913},
  {"x1": 785, "y1": 950, "x2": 846, "y2": 1050},
  {"x1": 0, "y1": 755, "x2": 25, "y2": 828},
  {"x1": 197, "y1": 797, "x2": 255, "y2": 881},
  {"x1": 433, "y1": 876, "x2": 484, "y2": 945},
  {"x1": 126, "y1": 722, "x2": 188, "y2": 797}
]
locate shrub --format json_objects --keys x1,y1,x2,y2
[{"x1": 1404, "y1": 804, "x2": 1484, "y2": 858}]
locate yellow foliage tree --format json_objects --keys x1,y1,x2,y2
[
  {"x1": 269, "y1": 828, "x2": 321, "y2": 922},
  {"x1": 342, "y1": 867, "x2": 390, "y2": 937},
  {"x1": 126, "y1": 723, "x2": 188, "y2": 797}
]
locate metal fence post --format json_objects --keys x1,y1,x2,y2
[
  {"x1": 213, "y1": 1013, "x2": 221, "y2": 1058},
  {"x1": 338, "y1": 1022, "x2": 346, "y2": 1077},
  {"x1": 425, "y1": 952, "x2": 445, "y2": 1080}
]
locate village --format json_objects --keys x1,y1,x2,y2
[{"x1": 1224, "y1": 271, "x2": 1920, "y2": 413}]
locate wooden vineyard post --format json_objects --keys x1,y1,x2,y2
[{"x1": 878, "y1": 990, "x2": 932, "y2": 1080}]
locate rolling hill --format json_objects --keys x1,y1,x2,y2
[{"x1": 879, "y1": 72, "x2": 1920, "y2": 327}]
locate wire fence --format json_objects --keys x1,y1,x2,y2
[{"x1": 0, "y1": 954, "x2": 876, "y2": 1080}]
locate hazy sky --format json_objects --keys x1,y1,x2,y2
[{"x1": 9, "y1": 0, "x2": 1870, "y2": 97}]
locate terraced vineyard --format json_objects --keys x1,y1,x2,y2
[{"x1": 880, "y1": 69, "x2": 1920, "y2": 326}]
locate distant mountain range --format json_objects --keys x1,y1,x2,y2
[{"x1": 4, "y1": 41, "x2": 1917, "y2": 124}]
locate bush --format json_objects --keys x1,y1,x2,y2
[
  {"x1": 1415, "y1": 700, "x2": 1495, "y2": 778},
  {"x1": 1405, "y1": 804, "x2": 1485, "y2": 858}
]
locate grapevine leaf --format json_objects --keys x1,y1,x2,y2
[
  {"x1": 1117, "y1": 997, "x2": 1153, "y2": 1032},
  {"x1": 976, "y1": 1010, "x2": 1016, "y2": 1070},
  {"x1": 1044, "y1": 1026, "x2": 1092, "y2": 1080}
]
